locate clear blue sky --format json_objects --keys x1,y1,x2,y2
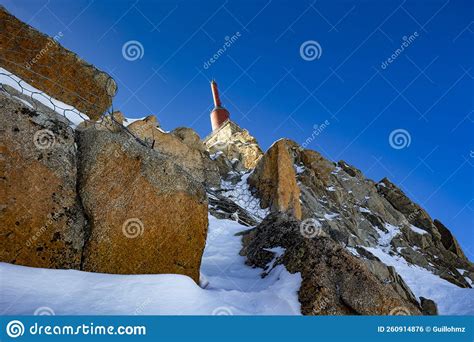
[{"x1": 4, "y1": 0, "x2": 473, "y2": 259}]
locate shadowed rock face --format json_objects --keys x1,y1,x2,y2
[
  {"x1": 0, "y1": 6, "x2": 116, "y2": 120},
  {"x1": 240, "y1": 214, "x2": 422, "y2": 315},
  {"x1": 248, "y1": 139, "x2": 302, "y2": 219},
  {"x1": 0, "y1": 91, "x2": 85, "y2": 269},
  {"x1": 77, "y1": 128, "x2": 209, "y2": 282}
]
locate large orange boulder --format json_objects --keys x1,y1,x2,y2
[
  {"x1": 77, "y1": 127, "x2": 208, "y2": 282},
  {"x1": 0, "y1": 90, "x2": 85, "y2": 269},
  {"x1": 248, "y1": 139, "x2": 302, "y2": 219}
]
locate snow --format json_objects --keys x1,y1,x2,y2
[
  {"x1": 361, "y1": 220, "x2": 474, "y2": 315},
  {"x1": 0, "y1": 215, "x2": 301, "y2": 315},
  {"x1": 359, "y1": 206, "x2": 371, "y2": 213},
  {"x1": 294, "y1": 164, "x2": 305, "y2": 174},
  {"x1": 0, "y1": 67, "x2": 89, "y2": 127},
  {"x1": 374, "y1": 223, "x2": 401, "y2": 249},
  {"x1": 364, "y1": 247, "x2": 474, "y2": 315},
  {"x1": 323, "y1": 212, "x2": 339, "y2": 220},
  {"x1": 409, "y1": 224, "x2": 429, "y2": 235},
  {"x1": 326, "y1": 186, "x2": 336, "y2": 192},
  {"x1": 263, "y1": 247, "x2": 286, "y2": 270}
]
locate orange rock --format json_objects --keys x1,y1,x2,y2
[
  {"x1": 77, "y1": 128, "x2": 209, "y2": 283},
  {"x1": 248, "y1": 139, "x2": 302, "y2": 219},
  {"x1": 0, "y1": 6, "x2": 116, "y2": 120},
  {"x1": 0, "y1": 92, "x2": 85, "y2": 269}
]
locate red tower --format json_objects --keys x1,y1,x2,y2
[{"x1": 210, "y1": 80, "x2": 230, "y2": 131}]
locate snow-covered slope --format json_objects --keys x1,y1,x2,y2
[
  {"x1": 0, "y1": 215, "x2": 301, "y2": 315},
  {"x1": 365, "y1": 247, "x2": 474, "y2": 315}
]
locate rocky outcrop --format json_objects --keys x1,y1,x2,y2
[
  {"x1": 76, "y1": 111, "x2": 125, "y2": 133},
  {"x1": 0, "y1": 7, "x2": 116, "y2": 120},
  {"x1": 433, "y1": 219, "x2": 467, "y2": 260},
  {"x1": 377, "y1": 178, "x2": 441, "y2": 239},
  {"x1": 172, "y1": 127, "x2": 205, "y2": 152},
  {"x1": 0, "y1": 90, "x2": 85, "y2": 269},
  {"x1": 248, "y1": 139, "x2": 302, "y2": 219},
  {"x1": 77, "y1": 127, "x2": 208, "y2": 282},
  {"x1": 127, "y1": 117, "x2": 220, "y2": 187},
  {"x1": 240, "y1": 214, "x2": 422, "y2": 315},
  {"x1": 204, "y1": 120, "x2": 263, "y2": 171}
]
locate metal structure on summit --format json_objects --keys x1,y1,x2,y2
[{"x1": 209, "y1": 80, "x2": 230, "y2": 131}]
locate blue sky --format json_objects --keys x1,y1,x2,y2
[{"x1": 3, "y1": 0, "x2": 473, "y2": 258}]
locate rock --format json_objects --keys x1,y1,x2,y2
[
  {"x1": 377, "y1": 178, "x2": 441, "y2": 239},
  {"x1": 433, "y1": 219, "x2": 467, "y2": 261},
  {"x1": 127, "y1": 117, "x2": 220, "y2": 187},
  {"x1": 77, "y1": 128, "x2": 208, "y2": 283},
  {"x1": 0, "y1": 90, "x2": 85, "y2": 269},
  {"x1": 204, "y1": 120, "x2": 263, "y2": 170},
  {"x1": 0, "y1": 6, "x2": 116, "y2": 120},
  {"x1": 420, "y1": 297, "x2": 438, "y2": 315},
  {"x1": 172, "y1": 127, "x2": 205, "y2": 152},
  {"x1": 240, "y1": 213, "x2": 422, "y2": 315},
  {"x1": 248, "y1": 139, "x2": 302, "y2": 219},
  {"x1": 76, "y1": 111, "x2": 125, "y2": 133},
  {"x1": 360, "y1": 256, "x2": 419, "y2": 304}
]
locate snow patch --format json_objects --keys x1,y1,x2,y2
[
  {"x1": 363, "y1": 247, "x2": 474, "y2": 315},
  {"x1": 0, "y1": 67, "x2": 89, "y2": 127},
  {"x1": 0, "y1": 215, "x2": 302, "y2": 315},
  {"x1": 409, "y1": 224, "x2": 429, "y2": 235}
]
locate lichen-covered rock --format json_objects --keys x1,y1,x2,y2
[
  {"x1": 76, "y1": 111, "x2": 125, "y2": 133},
  {"x1": 0, "y1": 6, "x2": 116, "y2": 120},
  {"x1": 248, "y1": 139, "x2": 302, "y2": 219},
  {"x1": 204, "y1": 120, "x2": 263, "y2": 170},
  {"x1": 76, "y1": 128, "x2": 208, "y2": 282},
  {"x1": 172, "y1": 127, "x2": 205, "y2": 152},
  {"x1": 0, "y1": 90, "x2": 85, "y2": 269},
  {"x1": 127, "y1": 117, "x2": 220, "y2": 187},
  {"x1": 240, "y1": 214, "x2": 422, "y2": 315}
]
